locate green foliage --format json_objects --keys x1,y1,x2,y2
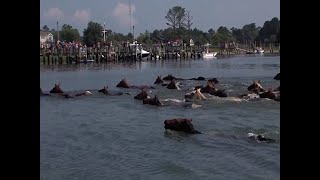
[
  {"x1": 42, "y1": 25, "x2": 49, "y2": 31},
  {"x1": 82, "y1": 21, "x2": 103, "y2": 46},
  {"x1": 59, "y1": 24, "x2": 81, "y2": 42},
  {"x1": 165, "y1": 6, "x2": 186, "y2": 30},
  {"x1": 257, "y1": 17, "x2": 280, "y2": 43}
]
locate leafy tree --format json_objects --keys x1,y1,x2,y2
[
  {"x1": 59, "y1": 24, "x2": 81, "y2": 42},
  {"x1": 230, "y1": 27, "x2": 242, "y2": 42},
  {"x1": 82, "y1": 21, "x2": 103, "y2": 46},
  {"x1": 165, "y1": 6, "x2": 186, "y2": 31},
  {"x1": 242, "y1": 23, "x2": 259, "y2": 42},
  {"x1": 211, "y1": 26, "x2": 233, "y2": 44},
  {"x1": 184, "y1": 10, "x2": 193, "y2": 30},
  {"x1": 42, "y1": 25, "x2": 50, "y2": 31},
  {"x1": 257, "y1": 17, "x2": 280, "y2": 43}
]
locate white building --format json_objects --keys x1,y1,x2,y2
[{"x1": 40, "y1": 31, "x2": 54, "y2": 44}]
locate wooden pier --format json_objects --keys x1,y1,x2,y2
[{"x1": 40, "y1": 42, "x2": 280, "y2": 65}]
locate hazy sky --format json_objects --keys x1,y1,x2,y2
[{"x1": 40, "y1": 0, "x2": 280, "y2": 35}]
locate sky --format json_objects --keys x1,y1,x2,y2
[{"x1": 40, "y1": 0, "x2": 280, "y2": 36}]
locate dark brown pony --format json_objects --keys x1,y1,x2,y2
[
  {"x1": 98, "y1": 86, "x2": 110, "y2": 94},
  {"x1": 98, "y1": 86, "x2": 124, "y2": 95},
  {"x1": 166, "y1": 79, "x2": 179, "y2": 89},
  {"x1": 163, "y1": 74, "x2": 209, "y2": 81},
  {"x1": 154, "y1": 76, "x2": 164, "y2": 84},
  {"x1": 143, "y1": 95, "x2": 163, "y2": 106},
  {"x1": 273, "y1": 73, "x2": 280, "y2": 80},
  {"x1": 116, "y1": 79, "x2": 130, "y2": 88},
  {"x1": 188, "y1": 76, "x2": 205, "y2": 81},
  {"x1": 211, "y1": 89, "x2": 228, "y2": 97},
  {"x1": 134, "y1": 90, "x2": 149, "y2": 100},
  {"x1": 200, "y1": 80, "x2": 216, "y2": 94},
  {"x1": 238, "y1": 88, "x2": 259, "y2": 98},
  {"x1": 208, "y1": 78, "x2": 219, "y2": 84},
  {"x1": 116, "y1": 78, "x2": 155, "y2": 90},
  {"x1": 164, "y1": 118, "x2": 202, "y2": 134},
  {"x1": 259, "y1": 88, "x2": 276, "y2": 100},
  {"x1": 163, "y1": 74, "x2": 176, "y2": 81},
  {"x1": 49, "y1": 83, "x2": 64, "y2": 94},
  {"x1": 247, "y1": 80, "x2": 264, "y2": 92}
]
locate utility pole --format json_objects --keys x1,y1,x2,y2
[
  {"x1": 133, "y1": 25, "x2": 135, "y2": 42},
  {"x1": 57, "y1": 21, "x2": 59, "y2": 41},
  {"x1": 129, "y1": 0, "x2": 132, "y2": 35}
]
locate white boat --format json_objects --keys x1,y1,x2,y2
[
  {"x1": 129, "y1": 41, "x2": 150, "y2": 59},
  {"x1": 254, "y1": 47, "x2": 264, "y2": 54},
  {"x1": 202, "y1": 43, "x2": 217, "y2": 59}
]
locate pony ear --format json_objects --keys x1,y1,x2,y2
[
  {"x1": 106, "y1": 85, "x2": 108, "y2": 89},
  {"x1": 258, "y1": 80, "x2": 260, "y2": 83},
  {"x1": 253, "y1": 80, "x2": 255, "y2": 84}
]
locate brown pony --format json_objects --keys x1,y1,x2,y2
[
  {"x1": 259, "y1": 88, "x2": 277, "y2": 100},
  {"x1": 164, "y1": 118, "x2": 202, "y2": 134},
  {"x1": 185, "y1": 88, "x2": 207, "y2": 100},
  {"x1": 98, "y1": 86, "x2": 124, "y2": 95},
  {"x1": 143, "y1": 95, "x2": 163, "y2": 106},
  {"x1": 116, "y1": 78, "x2": 155, "y2": 90},
  {"x1": 49, "y1": 83, "x2": 64, "y2": 94},
  {"x1": 163, "y1": 74, "x2": 176, "y2": 81},
  {"x1": 166, "y1": 79, "x2": 179, "y2": 89},
  {"x1": 134, "y1": 90, "x2": 150, "y2": 100},
  {"x1": 116, "y1": 79, "x2": 130, "y2": 88},
  {"x1": 247, "y1": 80, "x2": 265, "y2": 92},
  {"x1": 98, "y1": 86, "x2": 110, "y2": 94},
  {"x1": 200, "y1": 80, "x2": 216, "y2": 94},
  {"x1": 273, "y1": 73, "x2": 280, "y2": 80}
]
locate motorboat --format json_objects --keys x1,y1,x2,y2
[
  {"x1": 129, "y1": 41, "x2": 150, "y2": 59},
  {"x1": 202, "y1": 43, "x2": 217, "y2": 59}
]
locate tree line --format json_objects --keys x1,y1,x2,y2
[{"x1": 41, "y1": 6, "x2": 279, "y2": 47}]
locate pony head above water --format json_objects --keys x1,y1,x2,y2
[
  {"x1": 166, "y1": 79, "x2": 179, "y2": 89},
  {"x1": 163, "y1": 74, "x2": 175, "y2": 81},
  {"x1": 154, "y1": 75, "x2": 164, "y2": 84},
  {"x1": 208, "y1": 78, "x2": 219, "y2": 84},
  {"x1": 98, "y1": 86, "x2": 110, "y2": 94},
  {"x1": 164, "y1": 118, "x2": 202, "y2": 134},
  {"x1": 49, "y1": 83, "x2": 64, "y2": 94},
  {"x1": 194, "y1": 88, "x2": 207, "y2": 100},
  {"x1": 200, "y1": 80, "x2": 216, "y2": 94},
  {"x1": 273, "y1": 73, "x2": 280, "y2": 80},
  {"x1": 134, "y1": 89, "x2": 150, "y2": 100},
  {"x1": 143, "y1": 95, "x2": 163, "y2": 106},
  {"x1": 247, "y1": 80, "x2": 264, "y2": 92},
  {"x1": 116, "y1": 78, "x2": 130, "y2": 88}
]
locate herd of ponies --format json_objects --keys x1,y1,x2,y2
[{"x1": 41, "y1": 72, "x2": 280, "y2": 143}]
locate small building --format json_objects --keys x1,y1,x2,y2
[{"x1": 40, "y1": 30, "x2": 54, "y2": 44}]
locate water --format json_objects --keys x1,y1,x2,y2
[{"x1": 40, "y1": 55, "x2": 280, "y2": 180}]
